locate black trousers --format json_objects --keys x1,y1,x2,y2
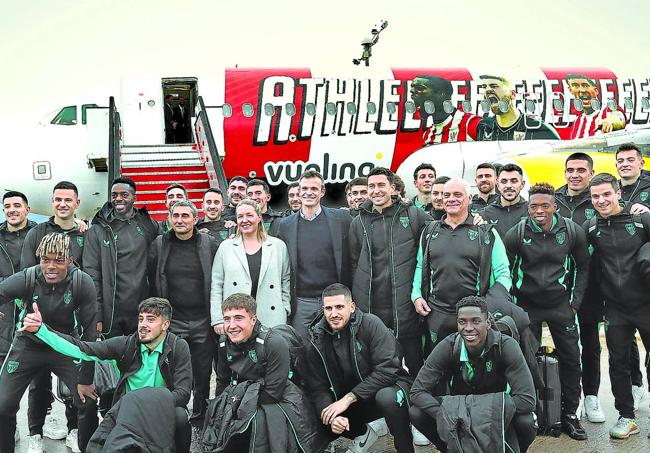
[
  {"x1": 0, "y1": 336, "x2": 96, "y2": 453},
  {"x1": 409, "y1": 405, "x2": 536, "y2": 453},
  {"x1": 170, "y1": 317, "x2": 215, "y2": 417},
  {"x1": 526, "y1": 304, "x2": 582, "y2": 415},
  {"x1": 398, "y1": 336, "x2": 424, "y2": 378},
  {"x1": 605, "y1": 322, "x2": 650, "y2": 419},
  {"x1": 425, "y1": 309, "x2": 457, "y2": 354},
  {"x1": 323, "y1": 385, "x2": 414, "y2": 453},
  {"x1": 27, "y1": 370, "x2": 77, "y2": 435}
]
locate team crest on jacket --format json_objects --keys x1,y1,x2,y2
[
  {"x1": 584, "y1": 208, "x2": 595, "y2": 219},
  {"x1": 248, "y1": 349, "x2": 258, "y2": 363},
  {"x1": 63, "y1": 289, "x2": 72, "y2": 305},
  {"x1": 483, "y1": 232, "x2": 490, "y2": 245},
  {"x1": 77, "y1": 236, "x2": 84, "y2": 248},
  {"x1": 641, "y1": 192, "x2": 649, "y2": 202},
  {"x1": 399, "y1": 216, "x2": 409, "y2": 229},
  {"x1": 6, "y1": 360, "x2": 18, "y2": 373},
  {"x1": 468, "y1": 230, "x2": 478, "y2": 241},
  {"x1": 486, "y1": 360, "x2": 493, "y2": 372},
  {"x1": 556, "y1": 232, "x2": 566, "y2": 245},
  {"x1": 625, "y1": 223, "x2": 637, "y2": 236},
  {"x1": 355, "y1": 340, "x2": 363, "y2": 353}
]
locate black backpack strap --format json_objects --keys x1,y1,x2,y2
[
  {"x1": 406, "y1": 205, "x2": 421, "y2": 242},
  {"x1": 586, "y1": 216, "x2": 598, "y2": 242},
  {"x1": 477, "y1": 223, "x2": 495, "y2": 295},
  {"x1": 516, "y1": 218, "x2": 527, "y2": 245},
  {"x1": 256, "y1": 326, "x2": 272, "y2": 368},
  {"x1": 565, "y1": 218, "x2": 576, "y2": 247},
  {"x1": 23, "y1": 266, "x2": 37, "y2": 309}
]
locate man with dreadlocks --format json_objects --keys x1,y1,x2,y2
[{"x1": 0, "y1": 233, "x2": 98, "y2": 453}]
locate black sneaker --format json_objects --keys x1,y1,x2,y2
[{"x1": 562, "y1": 414, "x2": 588, "y2": 440}]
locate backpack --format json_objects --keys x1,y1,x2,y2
[{"x1": 257, "y1": 324, "x2": 307, "y2": 385}]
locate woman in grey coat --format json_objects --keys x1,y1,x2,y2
[{"x1": 210, "y1": 200, "x2": 291, "y2": 333}]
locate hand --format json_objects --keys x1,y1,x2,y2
[
  {"x1": 77, "y1": 384, "x2": 98, "y2": 403},
  {"x1": 414, "y1": 297, "x2": 431, "y2": 316},
  {"x1": 331, "y1": 416, "x2": 350, "y2": 434},
  {"x1": 74, "y1": 218, "x2": 88, "y2": 233},
  {"x1": 224, "y1": 220, "x2": 237, "y2": 229},
  {"x1": 472, "y1": 213, "x2": 486, "y2": 225},
  {"x1": 17, "y1": 303, "x2": 42, "y2": 333},
  {"x1": 630, "y1": 203, "x2": 650, "y2": 215},
  {"x1": 96, "y1": 321, "x2": 103, "y2": 337},
  {"x1": 213, "y1": 324, "x2": 224, "y2": 335},
  {"x1": 600, "y1": 117, "x2": 614, "y2": 133},
  {"x1": 199, "y1": 227, "x2": 210, "y2": 234},
  {"x1": 321, "y1": 395, "x2": 354, "y2": 425}
]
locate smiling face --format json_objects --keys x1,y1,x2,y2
[
  {"x1": 323, "y1": 294, "x2": 355, "y2": 333},
  {"x1": 590, "y1": 182, "x2": 622, "y2": 218},
  {"x1": 236, "y1": 203, "x2": 262, "y2": 236},
  {"x1": 287, "y1": 186, "x2": 302, "y2": 212},
  {"x1": 457, "y1": 306, "x2": 490, "y2": 354},
  {"x1": 565, "y1": 159, "x2": 593, "y2": 193},
  {"x1": 223, "y1": 307, "x2": 257, "y2": 343},
  {"x1": 475, "y1": 168, "x2": 496, "y2": 195},
  {"x1": 110, "y1": 183, "x2": 136, "y2": 217},
  {"x1": 497, "y1": 170, "x2": 524, "y2": 203},
  {"x1": 227, "y1": 180, "x2": 247, "y2": 205},
  {"x1": 431, "y1": 183, "x2": 445, "y2": 210},
  {"x1": 138, "y1": 311, "x2": 169, "y2": 345},
  {"x1": 442, "y1": 180, "x2": 471, "y2": 216},
  {"x1": 414, "y1": 168, "x2": 436, "y2": 195},
  {"x1": 349, "y1": 184, "x2": 369, "y2": 209},
  {"x1": 39, "y1": 253, "x2": 70, "y2": 284},
  {"x1": 367, "y1": 175, "x2": 393, "y2": 210},
  {"x1": 616, "y1": 149, "x2": 644, "y2": 182},
  {"x1": 165, "y1": 188, "x2": 186, "y2": 210},
  {"x1": 203, "y1": 191, "x2": 224, "y2": 221},
  {"x1": 299, "y1": 176, "x2": 325, "y2": 209},
  {"x1": 528, "y1": 193, "x2": 556, "y2": 230},
  {"x1": 246, "y1": 184, "x2": 270, "y2": 212},
  {"x1": 3, "y1": 196, "x2": 30, "y2": 230},
  {"x1": 52, "y1": 189, "x2": 79, "y2": 222}
]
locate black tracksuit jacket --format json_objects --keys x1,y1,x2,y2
[
  {"x1": 480, "y1": 197, "x2": 529, "y2": 239},
  {"x1": 20, "y1": 217, "x2": 85, "y2": 268}
]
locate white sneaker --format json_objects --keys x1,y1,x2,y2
[
  {"x1": 66, "y1": 428, "x2": 81, "y2": 453},
  {"x1": 412, "y1": 426, "x2": 430, "y2": 446},
  {"x1": 27, "y1": 434, "x2": 43, "y2": 453},
  {"x1": 575, "y1": 395, "x2": 584, "y2": 419},
  {"x1": 368, "y1": 418, "x2": 388, "y2": 436},
  {"x1": 345, "y1": 424, "x2": 379, "y2": 453},
  {"x1": 42, "y1": 416, "x2": 67, "y2": 440},
  {"x1": 584, "y1": 395, "x2": 606, "y2": 423},
  {"x1": 632, "y1": 385, "x2": 646, "y2": 411}
]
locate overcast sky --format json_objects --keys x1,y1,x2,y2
[{"x1": 2, "y1": 0, "x2": 649, "y2": 131}]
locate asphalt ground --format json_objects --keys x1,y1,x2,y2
[{"x1": 14, "y1": 329, "x2": 650, "y2": 453}]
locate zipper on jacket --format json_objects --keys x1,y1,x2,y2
[
  {"x1": 310, "y1": 339, "x2": 338, "y2": 400},
  {"x1": 351, "y1": 329, "x2": 364, "y2": 381},
  {"x1": 275, "y1": 403, "x2": 308, "y2": 453},
  {"x1": 388, "y1": 208, "x2": 400, "y2": 337},
  {"x1": 359, "y1": 217, "x2": 373, "y2": 313}
]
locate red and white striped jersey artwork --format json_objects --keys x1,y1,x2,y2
[
  {"x1": 422, "y1": 110, "x2": 481, "y2": 146},
  {"x1": 568, "y1": 106, "x2": 627, "y2": 139}
]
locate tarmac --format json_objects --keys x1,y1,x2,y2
[{"x1": 14, "y1": 330, "x2": 650, "y2": 453}]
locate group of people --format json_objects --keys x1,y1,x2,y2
[
  {"x1": 0, "y1": 141, "x2": 650, "y2": 452},
  {"x1": 164, "y1": 94, "x2": 192, "y2": 144}
]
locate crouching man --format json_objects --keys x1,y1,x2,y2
[
  {"x1": 410, "y1": 296, "x2": 537, "y2": 453},
  {"x1": 305, "y1": 283, "x2": 414, "y2": 453},
  {"x1": 207, "y1": 293, "x2": 322, "y2": 452},
  {"x1": 18, "y1": 297, "x2": 193, "y2": 453}
]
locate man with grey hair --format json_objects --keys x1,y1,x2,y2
[
  {"x1": 148, "y1": 200, "x2": 219, "y2": 422},
  {"x1": 412, "y1": 179, "x2": 511, "y2": 352}
]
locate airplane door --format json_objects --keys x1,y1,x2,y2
[{"x1": 119, "y1": 76, "x2": 163, "y2": 145}]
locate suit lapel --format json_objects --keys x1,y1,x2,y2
[
  {"x1": 232, "y1": 236, "x2": 251, "y2": 279},
  {"x1": 287, "y1": 215, "x2": 298, "y2": 270},
  {"x1": 257, "y1": 240, "x2": 273, "y2": 285}
]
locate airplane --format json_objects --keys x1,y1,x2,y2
[{"x1": 5, "y1": 67, "x2": 650, "y2": 220}]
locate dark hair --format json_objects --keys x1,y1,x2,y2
[
  {"x1": 589, "y1": 172, "x2": 620, "y2": 192},
  {"x1": 229, "y1": 176, "x2": 248, "y2": 186},
  {"x1": 434, "y1": 176, "x2": 450, "y2": 185},
  {"x1": 456, "y1": 295, "x2": 488, "y2": 316},
  {"x1": 3, "y1": 190, "x2": 28, "y2": 205},
  {"x1": 222, "y1": 293, "x2": 257, "y2": 315},
  {"x1": 476, "y1": 162, "x2": 496, "y2": 173},
  {"x1": 565, "y1": 152, "x2": 594, "y2": 171},
  {"x1": 348, "y1": 177, "x2": 368, "y2": 188},
  {"x1": 112, "y1": 177, "x2": 137, "y2": 192},
  {"x1": 138, "y1": 297, "x2": 173, "y2": 321},
  {"x1": 414, "y1": 75, "x2": 453, "y2": 97},
  {"x1": 565, "y1": 74, "x2": 596, "y2": 87},
  {"x1": 287, "y1": 182, "x2": 300, "y2": 190},
  {"x1": 299, "y1": 169, "x2": 325, "y2": 186},
  {"x1": 367, "y1": 167, "x2": 394, "y2": 184},
  {"x1": 413, "y1": 163, "x2": 436, "y2": 181},
  {"x1": 616, "y1": 143, "x2": 642, "y2": 159},
  {"x1": 322, "y1": 283, "x2": 353, "y2": 303},
  {"x1": 165, "y1": 183, "x2": 187, "y2": 196},
  {"x1": 528, "y1": 182, "x2": 555, "y2": 198},
  {"x1": 53, "y1": 181, "x2": 79, "y2": 196},
  {"x1": 203, "y1": 187, "x2": 223, "y2": 198},
  {"x1": 393, "y1": 175, "x2": 406, "y2": 197},
  {"x1": 247, "y1": 179, "x2": 270, "y2": 194},
  {"x1": 497, "y1": 163, "x2": 523, "y2": 177}
]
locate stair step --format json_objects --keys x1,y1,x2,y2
[
  {"x1": 122, "y1": 144, "x2": 199, "y2": 151},
  {"x1": 121, "y1": 160, "x2": 203, "y2": 168},
  {"x1": 121, "y1": 166, "x2": 206, "y2": 175},
  {"x1": 132, "y1": 180, "x2": 210, "y2": 191},
  {"x1": 136, "y1": 191, "x2": 207, "y2": 202},
  {"x1": 134, "y1": 198, "x2": 204, "y2": 206}
]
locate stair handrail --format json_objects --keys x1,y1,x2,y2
[
  {"x1": 194, "y1": 96, "x2": 229, "y2": 192},
  {"x1": 107, "y1": 96, "x2": 122, "y2": 197}
]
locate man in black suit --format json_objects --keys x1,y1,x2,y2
[
  {"x1": 173, "y1": 96, "x2": 190, "y2": 143},
  {"x1": 164, "y1": 94, "x2": 176, "y2": 144},
  {"x1": 277, "y1": 170, "x2": 352, "y2": 338}
]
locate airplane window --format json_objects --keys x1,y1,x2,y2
[
  {"x1": 50, "y1": 106, "x2": 77, "y2": 125},
  {"x1": 346, "y1": 102, "x2": 357, "y2": 115},
  {"x1": 81, "y1": 104, "x2": 99, "y2": 125},
  {"x1": 480, "y1": 100, "x2": 490, "y2": 114},
  {"x1": 525, "y1": 99, "x2": 536, "y2": 114},
  {"x1": 285, "y1": 103, "x2": 296, "y2": 116},
  {"x1": 498, "y1": 100, "x2": 509, "y2": 114},
  {"x1": 387, "y1": 102, "x2": 397, "y2": 114},
  {"x1": 405, "y1": 101, "x2": 416, "y2": 114},
  {"x1": 242, "y1": 103, "x2": 254, "y2": 118},
  {"x1": 367, "y1": 102, "x2": 377, "y2": 114},
  {"x1": 443, "y1": 100, "x2": 454, "y2": 114},
  {"x1": 607, "y1": 99, "x2": 617, "y2": 110},
  {"x1": 326, "y1": 102, "x2": 337, "y2": 115},
  {"x1": 572, "y1": 99, "x2": 584, "y2": 112},
  {"x1": 591, "y1": 99, "x2": 601, "y2": 111},
  {"x1": 264, "y1": 103, "x2": 275, "y2": 116},
  {"x1": 642, "y1": 98, "x2": 650, "y2": 110},
  {"x1": 306, "y1": 103, "x2": 316, "y2": 116},
  {"x1": 423, "y1": 101, "x2": 434, "y2": 114},
  {"x1": 461, "y1": 100, "x2": 472, "y2": 113},
  {"x1": 222, "y1": 103, "x2": 232, "y2": 118},
  {"x1": 624, "y1": 98, "x2": 633, "y2": 110},
  {"x1": 553, "y1": 99, "x2": 563, "y2": 111}
]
